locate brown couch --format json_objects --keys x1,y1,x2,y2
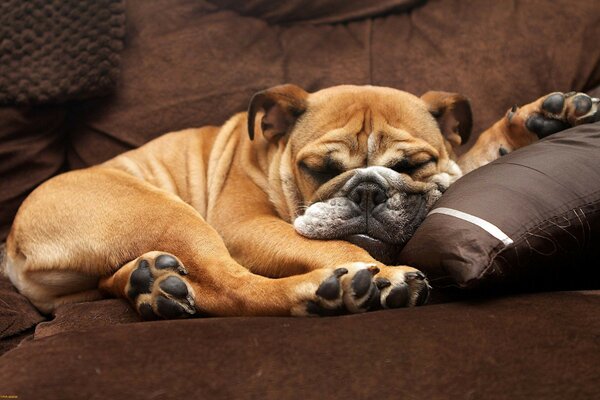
[{"x1": 1, "y1": 1, "x2": 600, "y2": 398}]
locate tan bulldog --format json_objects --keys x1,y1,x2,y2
[{"x1": 2, "y1": 85, "x2": 598, "y2": 318}]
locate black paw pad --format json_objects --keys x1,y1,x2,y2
[
  {"x1": 316, "y1": 268, "x2": 347, "y2": 300},
  {"x1": 155, "y1": 254, "x2": 180, "y2": 270},
  {"x1": 385, "y1": 284, "x2": 409, "y2": 308},
  {"x1": 525, "y1": 114, "x2": 569, "y2": 138},
  {"x1": 306, "y1": 300, "x2": 343, "y2": 316},
  {"x1": 542, "y1": 93, "x2": 564, "y2": 114},
  {"x1": 156, "y1": 295, "x2": 188, "y2": 318},
  {"x1": 362, "y1": 284, "x2": 382, "y2": 310},
  {"x1": 352, "y1": 269, "x2": 375, "y2": 298},
  {"x1": 572, "y1": 95, "x2": 592, "y2": 117},
  {"x1": 128, "y1": 260, "x2": 152, "y2": 299},
  {"x1": 159, "y1": 276, "x2": 189, "y2": 298},
  {"x1": 375, "y1": 277, "x2": 391, "y2": 290},
  {"x1": 138, "y1": 303, "x2": 158, "y2": 320}
]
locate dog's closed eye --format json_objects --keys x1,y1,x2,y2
[
  {"x1": 299, "y1": 159, "x2": 344, "y2": 184},
  {"x1": 390, "y1": 158, "x2": 436, "y2": 175}
]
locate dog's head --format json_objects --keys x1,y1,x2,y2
[{"x1": 248, "y1": 84, "x2": 472, "y2": 262}]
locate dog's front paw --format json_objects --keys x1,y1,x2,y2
[
  {"x1": 340, "y1": 263, "x2": 383, "y2": 313},
  {"x1": 339, "y1": 264, "x2": 430, "y2": 312},
  {"x1": 126, "y1": 252, "x2": 197, "y2": 320},
  {"x1": 291, "y1": 267, "x2": 350, "y2": 316},
  {"x1": 291, "y1": 263, "x2": 430, "y2": 316},
  {"x1": 372, "y1": 267, "x2": 430, "y2": 309},
  {"x1": 514, "y1": 92, "x2": 599, "y2": 138}
]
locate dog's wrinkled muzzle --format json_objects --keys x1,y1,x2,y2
[{"x1": 294, "y1": 166, "x2": 444, "y2": 262}]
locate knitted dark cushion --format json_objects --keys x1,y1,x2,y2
[
  {"x1": 0, "y1": 0, "x2": 125, "y2": 105},
  {"x1": 398, "y1": 123, "x2": 600, "y2": 292}
]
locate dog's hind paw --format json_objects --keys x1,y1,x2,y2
[
  {"x1": 126, "y1": 252, "x2": 197, "y2": 320},
  {"x1": 513, "y1": 92, "x2": 599, "y2": 138}
]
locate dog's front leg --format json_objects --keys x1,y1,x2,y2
[
  {"x1": 211, "y1": 175, "x2": 430, "y2": 311},
  {"x1": 459, "y1": 92, "x2": 599, "y2": 173}
]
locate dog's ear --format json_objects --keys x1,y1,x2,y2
[
  {"x1": 421, "y1": 91, "x2": 473, "y2": 147},
  {"x1": 247, "y1": 84, "x2": 308, "y2": 142}
]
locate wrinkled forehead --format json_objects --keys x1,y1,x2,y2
[{"x1": 291, "y1": 86, "x2": 444, "y2": 154}]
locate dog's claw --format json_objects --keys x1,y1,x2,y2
[{"x1": 405, "y1": 271, "x2": 426, "y2": 280}]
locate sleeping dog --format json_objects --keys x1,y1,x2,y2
[{"x1": 3, "y1": 85, "x2": 598, "y2": 318}]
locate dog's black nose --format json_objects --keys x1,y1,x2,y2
[{"x1": 349, "y1": 182, "x2": 387, "y2": 211}]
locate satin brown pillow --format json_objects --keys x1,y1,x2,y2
[{"x1": 398, "y1": 123, "x2": 600, "y2": 292}]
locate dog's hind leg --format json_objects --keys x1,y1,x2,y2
[
  {"x1": 6, "y1": 166, "x2": 387, "y2": 317},
  {"x1": 3, "y1": 250, "x2": 103, "y2": 314},
  {"x1": 459, "y1": 91, "x2": 599, "y2": 173}
]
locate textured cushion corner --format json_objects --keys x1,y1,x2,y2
[
  {"x1": 0, "y1": 106, "x2": 67, "y2": 242},
  {"x1": 34, "y1": 298, "x2": 141, "y2": 339},
  {"x1": 398, "y1": 122, "x2": 600, "y2": 290},
  {"x1": 0, "y1": 276, "x2": 45, "y2": 341},
  {"x1": 0, "y1": 0, "x2": 125, "y2": 105}
]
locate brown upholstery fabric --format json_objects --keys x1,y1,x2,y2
[
  {"x1": 1, "y1": 291, "x2": 599, "y2": 399},
  {"x1": 399, "y1": 123, "x2": 600, "y2": 291},
  {"x1": 0, "y1": 277, "x2": 45, "y2": 355},
  {"x1": 34, "y1": 299, "x2": 140, "y2": 339},
  {"x1": 0, "y1": 106, "x2": 67, "y2": 241},
  {"x1": 66, "y1": 0, "x2": 600, "y2": 168},
  {"x1": 213, "y1": 0, "x2": 425, "y2": 24}
]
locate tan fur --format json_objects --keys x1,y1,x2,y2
[{"x1": 3, "y1": 85, "x2": 569, "y2": 316}]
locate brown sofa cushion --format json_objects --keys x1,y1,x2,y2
[
  {"x1": 213, "y1": 0, "x2": 425, "y2": 24},
  {"x1": 0, "y1": 276, "x2": 45, "y2": 355},
  {"x1": 398, "y1": 122, "x2": 600, "y2": 291},
  {"x1": 0, "y1": 106, "x2": 66, "y2": 241},
  {"x1": 1, "y1": 290, "x2": 599, "y2": 399},
  {"x1": 66, "y1": 0, "x2": 600, "y2": 168},
  {"x1": 34, "y1": 299, "x2": 140, "y2": 339}
]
